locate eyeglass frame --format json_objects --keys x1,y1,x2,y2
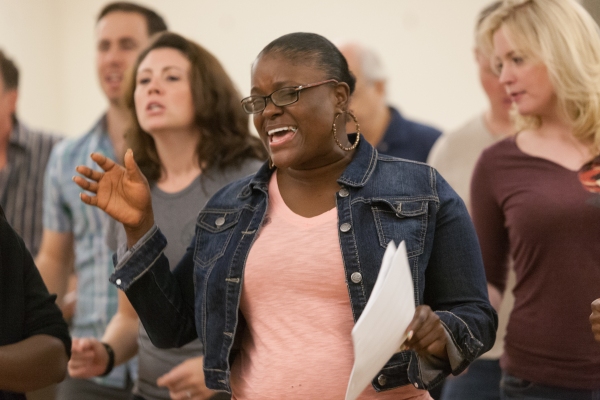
[{"x1": 240, "y1": 79, "x2": 339, "y2": 114}]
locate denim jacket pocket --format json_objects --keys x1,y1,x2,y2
[
  {"x1": 194, "y1": 209, "x2": 242, "y2": 267},
  {"x1": 371, "y1": 199, "x2": 428, "y2": 258}
]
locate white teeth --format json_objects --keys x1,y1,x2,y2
[
  {"x1": 149, "y1": 104, "x2": 162, "y2": 110},
  {"x1": 267, "y1": 126, "x2": 297, "y2": 136}
]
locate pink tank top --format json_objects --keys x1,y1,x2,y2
[{"x1": 229, "y1": 172, "x2": 431, "y2": 400}]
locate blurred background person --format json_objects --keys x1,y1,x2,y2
[
  {"x1": 337, "y1": 41, "x2": 441, "y2": 162},
  {"x1": 0, "y1": 47, "x2": 62, "y2": 400},
  {"x1": 473, "y1": 0, "x2": 600, "y2": 398},
  {"x1": 35, "y1": 3, "x2": 167, "y2": 399},
  {"x1": 67, "y1": 31, "x2": 265, "y2": 400},
  {"x1": 0, "y1": 49, "x2": 61, "y2": 258},
  {"x1": 0, "y1": 204, "x2": 71, "y2": 400},
  {"x1": 428, "y1": 3, "x2": 514, "y2": 397}
]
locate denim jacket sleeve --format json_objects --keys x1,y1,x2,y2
[
  {"x1": 411, "y1": 171, "x2": 497, "y2": 388},
  {"x1": 110, "y1": 225, "x2": 197, "y2": 349}
]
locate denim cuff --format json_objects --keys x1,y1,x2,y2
[
  {"x1": 415, "y1": 329, "x2": 460, "y2": 387},
  {"x1": 109, "y1": 225, "x2": 167, "y2": 291}
]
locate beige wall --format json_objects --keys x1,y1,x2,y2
[{"x1": 1, "y1": 0, "x2": 503, "y2": 137}]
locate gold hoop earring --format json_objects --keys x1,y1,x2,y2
[
  {"x1": 268, "y1": 157, "x2": 275, "y2": 169},
  {"x1": 332, "y1": 111, "x2": 361, "y2": 151}
]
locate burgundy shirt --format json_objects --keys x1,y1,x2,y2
[{"x1": 471, "y1": 137, "x2": 600, "y2": 390}]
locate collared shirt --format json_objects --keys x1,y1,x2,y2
[
  {"x1": 376, "y1": 107, "x2": 441, "y2": 163},
  {"x1": 0, "y1": 119, "x2": 60, "y2": 257},
  {"x1": 43, "y1": 116, "x2": 130, "y2": 388}
]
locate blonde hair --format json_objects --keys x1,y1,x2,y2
[{"x1": 478, "y1": 0, "x2": 600, "y2": 151}]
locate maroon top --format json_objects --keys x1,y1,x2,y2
[{"x1": 471, "y1": 137, "x2": 600, "y2": 390}]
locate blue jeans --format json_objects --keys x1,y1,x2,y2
[
  {"x1": 500, "y1": 373, "x2": 600, "y2": 400},
  {"x1": 440, "y1": 359, "x2": 501, "y2": 400}
]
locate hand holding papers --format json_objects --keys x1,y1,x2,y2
[{"x1": 345, "y1": 241, "x2": 415, "y2": 400}]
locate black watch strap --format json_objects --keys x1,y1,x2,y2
[{"x1": 100, "y1": 342, "x2": 115, "y2": 377}]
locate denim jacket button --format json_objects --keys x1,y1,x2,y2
[
  {"x1": 215, "y1": 217, "x2": 225, "y2": 227},
  {"x1": 377, "y1": 374, "x2": 387, "y2": 386},
  {"x1": 338, "y1": 188, "x2": 349, "y2": 197},
  {"x1": 350, "y1": 272, "x2": 362, "y2": 283},
  {"x1": 413, "y1": 382, "x2": 419, "y2": 388},
  {"x1": 340, "y1": 223, "x2": 351, "y2": 232},
  {"x1": 115, "y1": 279, "x2": 122, "y2": 286}
]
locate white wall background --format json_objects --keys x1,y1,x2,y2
[{"x1": 0, "y1": 0, "x2": 533, "y2": 137}]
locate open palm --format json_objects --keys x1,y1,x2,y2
[{"x1": 74, "y1": 150, "x2": 153, "y2": 233}]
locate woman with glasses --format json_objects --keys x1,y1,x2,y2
[
  {"x1": 67, "y1": 32, "x2": 265, "y2": 400},
  {"x1": 73, "y1": 32, "x2": 496, "y2": 399}
]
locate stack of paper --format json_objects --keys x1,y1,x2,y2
[{"x1": 345, "y1": 241, "x2": 416, "y2": 400}]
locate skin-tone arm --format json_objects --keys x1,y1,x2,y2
[
  {"x1": 35, "y1": 230, "x2": 75, "y2": 309},
  {"x1": 591, "y1": 298, "x2": 600, "y2": 342},
  {"x1": 0, "y1": 334, "x2": 68, "y2": 393},
  {"x1": 487, "y1": 283, "x2": 504, "y2": 312},
  {"x1": 68, "y1": 290, "x2": 139, "y2": 378},
  {"x1": 73, "y1": 150, "x2": 154, "y2": 247}
]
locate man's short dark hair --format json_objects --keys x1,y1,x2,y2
[
  {"x1": 0, "y1": 49, "x2": 18, "y2": 91},
  {"x1": 97, "y1": 2, "x2": 167, "y2": 36}
]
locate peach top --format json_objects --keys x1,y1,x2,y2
[{"x1": 229, "y1": 172, "x2": 431, "y2": 400}]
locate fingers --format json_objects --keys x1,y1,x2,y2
[
  {"x1": 123, "y1": 149, "x2": 144, "y2": 182},
  {"x1": 590, "y1": 298, "x2": 600, "y2": 342},
  {"x1": 79, "y1": 192, "x2": 98, "y2": 207},
  {"x1": 90, "y1": 152, "x2": 117, "y2": 172},
  {"x1": 68, "y1": 337, "x2": 105, "y2": 378},
  {"x1": 157, "y1": 358, "x2": 212, "y2": 400},
  {"x1": 75, "y1": 165, "x2": 104, "y2": 182},
  {"x1": 592, "y1": 298, "x2": 600, "y2": 311},
  {"x1": 72, "y1": 175, "x2": 99, "y2": 193},
  {"x1": 404, "y1": 305, "x2": 447, "y2": 359}
]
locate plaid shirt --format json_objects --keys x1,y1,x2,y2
[
  {"x1": 43, "y1": 116, "x2": 132, "y2": 388},
  {"x1": 0, "y1": 119, "x2": 61, "y2": 256}
]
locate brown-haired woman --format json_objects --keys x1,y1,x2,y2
[{"x1": 67, "y1": 32, "x2": 265, "y2": 400}]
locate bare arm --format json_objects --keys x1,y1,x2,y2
[
  {"x1": 0, "y1": 334, "x2": 68, "y2": 393},
  {"x1": 69, "y1": 291, "x2": 139, "y2": 378},
  {"x1": 488, "y1": 283, "x2": 504, "y2": 312},
  {"x1": 35, "y1": 229, "x2": 74, "y2": 309}
]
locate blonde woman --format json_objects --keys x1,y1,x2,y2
[{"x1": 472, "y1": 0, "x2": 600, "y2": 398}]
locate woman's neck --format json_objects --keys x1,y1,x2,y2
[
  {"x1": 153, "y1": 128, "x2": 202, "y2": 193},
  {"x1": 517, "y1": 113, "x2": 593, "y2": 170}
]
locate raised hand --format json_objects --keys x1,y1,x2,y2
[
  {"x1": 73, "y1": 149, "x2": 154, "y2": 244},
  {"x1": 68, "y1": 337, "x2": 109, "y2": 378},
  {"x1": 403, "y1": 305, "x2": 448, "y2": 360},
  {"x1": 156, "y1": 356, "x2": 215, "y2": 400}
]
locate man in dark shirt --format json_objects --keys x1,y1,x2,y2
[
  {"x1": 0, "y1": 204, "x2": 71, "y2": 399},
  {"x1": 338, "y1": 41, "x2": 441, "y2": 162}
]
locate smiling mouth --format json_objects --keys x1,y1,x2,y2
[{"x1": 267, "y1": 126, "x2": 298, "y2": 144}]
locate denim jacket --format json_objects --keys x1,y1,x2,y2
[{"x1": 112, "y1": 139, "x2": 496, "y2": 394}]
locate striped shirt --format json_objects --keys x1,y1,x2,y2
[
  {"x1": 43, "y1": 116, "x2": 131, "y2": 388},
  {"x1": 0, "y1": 119, "x2": 61, "y2": 257}
]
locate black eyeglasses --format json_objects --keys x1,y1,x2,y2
[{"x1": 241, "y1": 79, "x2": 338, "y2": 114}]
